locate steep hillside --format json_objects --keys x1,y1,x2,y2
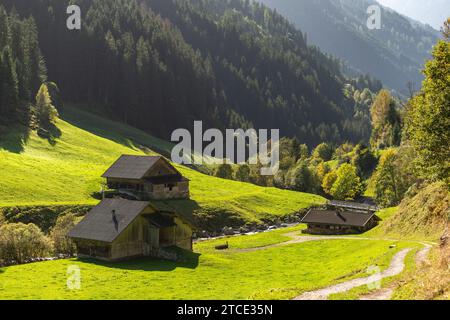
[
  {"x1": 259, "y1": 0, "x2": 440, "y2": 94},
  {"x1": 366, "y1": 182, "x2": 450, "y2": 241},
  {"x1": 2, "y1": 0, "x2": 374, "y2": 145},
  {"x1": 0, "y1": 106, "x2": 325, "y2": 228}
]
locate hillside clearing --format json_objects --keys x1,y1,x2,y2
[{"x1": 0, "y1": 106, "x2": 325, "y2": 228}]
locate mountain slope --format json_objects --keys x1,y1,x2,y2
[
  {"x1": 2, "y1": 0, "x2": 373, "y2": 145},
  {"x1": 259, "y1": 0, "x2": 440, "y2": 94},
  {"x1": 0, "y1": 106, "x2": 325, "y2": 228}
]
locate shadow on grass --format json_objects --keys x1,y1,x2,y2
[
  {"x1": 0, "y1": 124, "x2": 30, "y2": 153},
  {"x1": 77, "y1": 249, "x2": 201, "y2": 271},
  {"x1": 60, "y1": 106, "x2": 170, "y2": 155},
  {"x1": 38, "y1": 123, "x2": 62, "y2": 146}
]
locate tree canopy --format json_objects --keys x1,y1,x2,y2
[{"x1": 404, "y1": 39, "x2": 450, "y2": 184}]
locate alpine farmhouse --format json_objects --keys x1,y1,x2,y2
[{"x1": 68, "y1": 155, "x2": 194, "y2": 261}]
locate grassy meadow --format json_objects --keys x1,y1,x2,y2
[
  {"x1": 0, "y1": 106, "x2": 325, "y2": 225},
  {"x1": 0, "y1": 226, "x2": 415, "y2": 300}
]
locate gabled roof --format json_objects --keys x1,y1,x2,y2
[
  {"x1": 68, "y1": 199, "x2": 149, "y2": 243},
  {"x1": 301, "y1": 210, "x2": 376, "y2": 227},
  {"x1": 101, "y1": 155, "x2": 176, "y2": 180}
]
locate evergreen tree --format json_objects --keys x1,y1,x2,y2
[
  {"x1": 35, "y1": 83, "x2": 57, "y2": 128},
  {"x1": 288, "y1": 162, "x2": 313, "y2": 192},
  {"x1": 0, "y1": 47, "x2": 19, "y2": 120}
]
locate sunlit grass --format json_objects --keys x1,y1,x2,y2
[
  {"x1": 0, "y1": 233, "x2": 411, "y2": 300},
  {"x1": 0, "y1": 106, "x2": 325, "y2": 224}
]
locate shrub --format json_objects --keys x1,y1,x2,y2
[
  {"x1": 0, "y1": 223, "x2": 53, "y2": 265},
  {"x1": 49, "y1": 214, "x2": 77, "y2": 256},
  {"x1": 215, "y1": 164, "x2": 233, "y2": 180},
  {"x1": 235, "y1": 164, "x2": 251, "y2": 182}
]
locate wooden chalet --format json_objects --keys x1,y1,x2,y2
[
  {"x1": 301, "y1": 201, "x2": 380, "y2": 235},
  {"x1": 68, "y1": 198, "x2": 193, "y2": 261},
  {"x1": 102, "y1": 155, "x2": 190, "y2": 200},
  {"x1": 68, "y1": 155, "x2": 194, "y2": 261}
]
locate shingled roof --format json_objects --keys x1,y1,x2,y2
[
  {"x1": 301, "y1": 210, "x2": 376, "y2": 227},
  {"x1": 68, "y1": 199, "x2": 149, "y2": 243},
  {"x1": 101, "y1": 155, "x2": 167, "y2": 180}
]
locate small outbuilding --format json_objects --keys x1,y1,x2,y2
[
  {"x1": 68, "y1": 198, "x2": 194, "y2": 261},
  {"x1": 301, "y1": 201, "x2": 380, "y2": 235}
]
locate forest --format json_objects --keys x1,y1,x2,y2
[{"x1": 0, "y1": 0, "x2": 381, "y2": 146}]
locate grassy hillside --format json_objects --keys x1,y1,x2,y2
[
  {"x1": 364, "y1": 182, "x2": 450, "y2": 242},
  {"x1": 0, "y1": 106, "x2": 325, "y2": 227},
  {"x1": 0, "y1": 227, "x2": 413, "y2": 300}
]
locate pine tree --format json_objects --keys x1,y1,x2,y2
[
  {"x1": 35, "y1": 83, "x2": 57, "y2": 128},
  {"x1": 0, "y1": 47, "x2": 19, "y2": 119}
]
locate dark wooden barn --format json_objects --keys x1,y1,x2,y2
[
  {"x1": 301, "y1": 201, "x2": 380, "y2": 235},
  {"x1": 68, "y1": 198, "x2": 194, "y2": 261},
  {"x1": 102, "y1": 155, "x2": 190, "y2": 200}
]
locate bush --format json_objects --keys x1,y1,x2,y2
[
  {"x1": 1, "y1": 205, "x2": 92, "y2": 232},
  {"x1": 235, "y1": 164, "x2": 251, "y2": 182},
  {"x1": 49, "y1": 214, "x2": 77, "y2": 256},
  {"x1": 215, "y1": 164, "x2": 233, "y2": 180},
  {"x1": 0, "y1": 223, "x2": 53, "y2": 265}
]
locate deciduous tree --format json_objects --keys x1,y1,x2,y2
[
  {"x1": 404, "y1": 38, "x2": 450, "y2": 184},
  {"x1": 330, "y1": 164, "x2": 362, "y2": 200}
]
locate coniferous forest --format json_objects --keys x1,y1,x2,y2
[
  {"x1": 0, "y1": 7, "x2": 47, "y2": 126},
  {"x1": 0, "y1": 0, "x2": 381, "y2": 146},
  {"x1": 0, "y1": 0, "x2": 449, "y2": 302}
]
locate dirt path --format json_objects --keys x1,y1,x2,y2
[
  {"x1": 294, "y1": 248, "x2": 412, "y2": 300},
  {"x1": 415, "y1": 244, "x2": 432, "y2": 265},
  {"x1": 357, "y1": 245, "x2": 432, "y2": 300},
  {"x1": 228, "y1": 228, "x2": 434, "y2": 300}
]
